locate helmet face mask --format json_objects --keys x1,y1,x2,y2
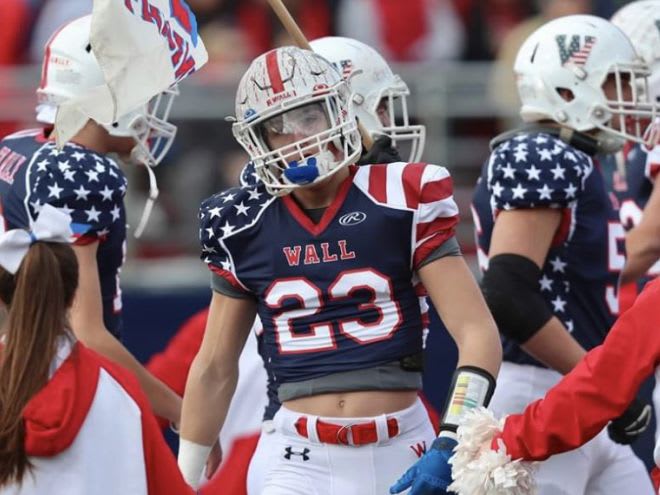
[
  {"x1": 126, "y1": 86, "x2": 179, "y2": 167},
  {"x1": 515, "y1": 14, "x2": 660, "y2": 148},
  {"x1": 310, "y1": 36, "x2": 425, "y2": 162},
  {"x1": 372, "y1": 78, "x2": 426, "y2": 163},
  {"x1": 611, "y1": 0, "x2": 660, "y2": 148},
  {"x1": 600, "y1": 65, "x2": 656, "y2": 145},
  {"x1": 36, "y1": 15, "x2": 178, "y2": 166},
  {"x1": 233, "y1": 47, "x2": 362, "y2": 196}
]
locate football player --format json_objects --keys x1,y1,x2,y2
[
  {"x1": 469, "y1": 14, "x2": 659, "y2": 495},
  {"x1": 243, "y1": 35, "x2": 434, "y2": 495},
  {"x1": 147, "y1": 36, "x2": 434, "y2": 495},
  {"x1": 177, "y1": 45, "x2": 501, "y2": 495},
  {"x1": 0, "y1": 16, "x2": 181, "y2": 424},
  {"x1": 601, "y1": 0, "x2": 660, "y2": 300}
]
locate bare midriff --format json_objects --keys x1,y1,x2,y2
[{"x1": 283, "y1": 389, "x2": 418, "y2": 417}]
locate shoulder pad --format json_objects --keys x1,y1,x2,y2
[
  {"x1": 199, "y1": 183, "x2": 274, "y2": 242},
  {"x1": 28, "y1": 144, "x2": 127, "y2": 240},
  {"x1": 487, "y1": 133, "x2": 592, "y2": 210}
]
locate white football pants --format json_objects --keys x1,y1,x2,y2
[{"x1": 248, "y1": 398, "x2": 435, "y2": 495}]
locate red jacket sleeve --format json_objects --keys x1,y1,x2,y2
[
  {"x1": 146, "y1": 308, "x2": 209, "y2": 396},
  {"x1": 500, "y1": 278, "x2": 660, "y2": 461},
  {"x1": 96, "y1": 351, "x2": 193, "y2": 495},
  {"x1": 200, "y1": 432, "x2": 260, "y2": 495},
  {"x1": 140, "y1": 390, "x2": 194, "y2": 495}
]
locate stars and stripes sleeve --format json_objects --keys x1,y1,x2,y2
[
  {"x1": 487, "y1": 134, "x2": 590, "y2": 211},
  {"x1": 29, "y1": 146, "x2": 126, "y2": 245},
  {"x1": 199, "y1": 186, "x2": 271, "y2": 296},
  {"x1": 410, "y1": 164, "x2": 460, "y2": 268},
  {"x1": 355, "y1": 162, "x2": 460, "y2": 269}
]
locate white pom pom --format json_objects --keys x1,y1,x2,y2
[{"x1": 447, "y1": 408, "x2": 537, "y2": 495}]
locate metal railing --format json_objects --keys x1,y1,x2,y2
[{"x1": 0, "y1": 62, "x2": 518, "y2": 287}]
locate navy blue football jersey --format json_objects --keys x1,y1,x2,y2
[
  {"x1": 472, "y1": 133, "x2": 621, "y2": 367},
  {"x1": 0, "y1": 129, "x2": 127, "y2": 336},
  {"x1": 200, "y1": 163, "x2": 458, "y2": 385},
  {"x1": 601, "y1": 143, "x2": 660, "y2": 280}
]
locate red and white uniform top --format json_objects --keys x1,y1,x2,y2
[{"x1": 199, "y1": 163, "x2": 459, "y2": 386}]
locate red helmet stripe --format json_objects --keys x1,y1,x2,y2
[
  {"x1": 38, "y1": 21, "x2": 71, "y2": 90},
  {"x1": 265, "y1": 49, "x2": 285, "y2": 94}
]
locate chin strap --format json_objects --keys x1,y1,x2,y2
[
  {"x1": 643, "y1": 118, "x2": 660, "y2": 150},
  {"x1": 133, "y1": 160, "x2": 159, "y2": 239}
]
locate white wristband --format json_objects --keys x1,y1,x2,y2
[{"x1": 177, "y1": 438, "x2": 212, "y2": 489}]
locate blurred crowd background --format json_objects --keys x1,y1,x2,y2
[{"x1": 0, "y1": 0, "x2": 636, "y2": 287}]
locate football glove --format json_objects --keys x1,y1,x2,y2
[
  {"x1": 389, "y1": 436, "x2": 455, "y2": 495},
  {"x1": 607, "y1": 397, "x2": 652, "y2": 445}
]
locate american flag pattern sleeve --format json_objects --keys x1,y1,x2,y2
[
  {"x1": 486, "y1": 133, "x2": 592, "y2": 212},
  {"x1": 27, "y1": 142, "x2": 127, "y2": 244},
  {"x1": 199, "y1": 184, "x2": 275, "y2": 293}
]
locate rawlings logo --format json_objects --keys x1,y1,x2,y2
[
  {"x1": 284, "y1": 447, "x2": 310, "y2": 461},
  {"x1": 555, "y1": 35, "x2": 596, "y2": 67},
  {"x1": 339, "y1": 211, "x2": 367, "y2": 226}
]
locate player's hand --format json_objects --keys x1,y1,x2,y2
[
  {"x1": 608, "y1": 397, "x2": 652, "y2": 445},
  {"x1": 204, "y1": 440, "x2": 222, "y2": 481},
  {"x1": 358, "y1": 135, "x2": 402, "y2": 166},
  {"x1": 389, "y1": 436, "x2": 455, "y2": 494}
]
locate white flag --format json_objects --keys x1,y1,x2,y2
[{"x1": 55, "y1": 0, "x2": 208, "y2": 146}]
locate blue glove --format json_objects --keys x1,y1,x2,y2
[{"x1": 389, "y1": 436, "x2": 456, "y2": 494}]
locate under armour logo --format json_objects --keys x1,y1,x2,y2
[
  {"x1": 555, "y1": 35, "x2": 596, "y2": 67},
  {"x1": 409, "y1": 441, "x2": 427, "y2": 458},
  {"x1": 284, "y1": 446, "x2": 310, "y2": 461}
]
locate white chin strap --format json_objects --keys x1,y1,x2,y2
[
  {"x1": 130, "y1": 146, "x2": 159, "y2": 239},
  {"x1": 643, "y1": 118, "x2": 660, "y2": 150}
]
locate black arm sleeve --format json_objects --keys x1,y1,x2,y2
[{"x1": 480, "y1": 253, "x2": 554, "y2": 344}]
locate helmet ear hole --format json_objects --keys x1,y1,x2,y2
[
  {"x1": 85, "y1": 43, "x2": 92, "y2": 53},
  {"x1": 556, "y1": 87, "x2": 575, "y2": 102}
]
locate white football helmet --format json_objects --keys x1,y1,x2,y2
[
  {"x1": 36, "y1": 15, "x2": 178, "y2": 167},
  {"x1": 611, "y1": 1, "x2": 660, "y2": 102},
  {"x1": 310, "y1": 36, "x2": 425, "y2": 162},
  {"x1": 515, "y1": 14, "x2": 659, "y2": 150},
  {"x1": 233, "y1": 46, "x2": 361, "y2": 196}
]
